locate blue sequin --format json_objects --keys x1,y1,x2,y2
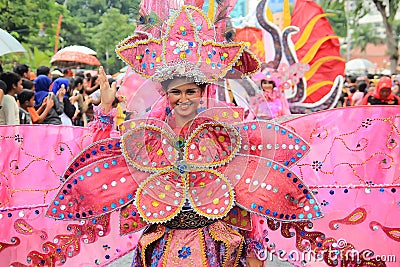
[
  {"x1": 52, "y1": 208, "x2": 57, "y2": 213},
  {"x1": 295, "y1": 138, "x2": 300, "y2": 144},
  {"x1": 103, "y1": 207, "x2": 108, "y2": 212},
  {"x1": 119, "y1": 199, "x2": 125, "y2": 204},
  {"x1": 274, "y1": 126, "x2": 279, "y2": 131},
  {"x1": 380, "y1": 188, "x2": 384, "y2": 192},
  {"x1": 307, "y1": 213, "x2": 313, "y2": 219},
  {"x1": 309, "y1": 199, "x2": 315, "y2": 204},
  {"x1": 59, "y1": 195, "x2": 64, "y2": 200},
  {"x1": 111, "y1": 203, "x2": 117, "y2": 209},
  {"x1": 273, "y1": 164, "x2": 278, "y2": 170},
  {"x1": 314, "y1": 205, "x2": 319, "y2": 211},
  {"x1": 127, "y1": 193, "x2": 133, "y2": 199},
  {"x1": 250, "y1": 203, "x2": 257, "y2": 209},
  {"x1": 104, "y1": 163, "x2": 109, "y2": 169},
  {"x1": 112, "y1": 160, "x2": 117, "y2": 165},
  {"x1": 298, "y1": 213, "x2": 304, "y2": 219},
  {"x1": 251, "y1": 124, "x2": 257, "y2": 130},
  {"x1": 132, "y1": 211, "x2": 137, "y2": 216},
  {"x1": 100, "y1": 146, "x2": 105, "y2": 151},
  {"x1": 272, "y1": 211, "x2": 278, "y2": 216},
  {"x1": 316, "y1": 211, "x2": 322, "y2": 217},
  {"x1": 108, "y1": 144, "x2": 113, "y2": 149},
  {"x1": 92, "y1": 150, "x2": 97, "y2": 155},
  {"x1": 92, "y1": 219, "x2": 97, "y2": 224},
  {"x1": 290, "y1": 157, "x2": 296, "y2": 162},
  {"x1": 59, "y1": 214, "x2": 65, "y2": 219},
  {"x1": 258, "y1": 206, "x2": 263, "y2": 211},
  {"x1": 54, "y1": 200, "x2": 60, "y2": 206},
  {"x1": 86, "y1": 171, "x2": 92, "y2": 177},
  {"x1": 266, "y1": 161, "x2": 272, "y2": 167},
  {"x1": 265, "y1": 209, "x2": 270, "y2": 214},
  {"x1": 301, "y1": 145, "x2": 307, "y2": 151},
  {"x1": 288, "y1": 133, "x2": 293, "y2": 138},
  {"x1": 266, "y1": 124, "x2": 272, "y2": 129},
  {"x1": 287, "y1": 173, "x2": 292, "y2": 178},
  {"x1": 79, "y1": 175, "x2": 85, "y2": 181},
  {"x1": 279, "y1": 167, "x2": 285, "y2": 173},
  {"x1": 73, "y1": 179, "x2": 77, "y2": 184},
  {"x1": 297, "y1": 152, "x2": 303, "y2": 158},
  {"x1": 150, "y1": 63, "x2": 154, "y2": 69},
  {"x1": 243, "y1": 125, "x2": 249, "y2": 130},
  {"x1": 284, "y1": 161, "x2": 289, "y2": 166},
  {"x1": 68, "y1": 213, "x2": 73, "y2": 218},
  {"x1": 281, "y1": 129, "x2": 287, "y2": 135},
  {"x1": 94, "y1": 167, "x2": 100, "y2": 173}
]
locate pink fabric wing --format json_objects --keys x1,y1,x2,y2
[
  {"x1": 120, "y1": 121, "x2": 177, "y2": 174},
  {"x1": 135, "y1": 171, "x2": 186, "y2": 223},
  {"x1": 46, "y1": 138, "x2": 140, "y2": 221},
  {"x1": 221, "y1": 154, "x2": 322, "y2": 221},
  {"x1": 187, "y1": 170, "x2": 235, "y2": 219},
  {"x1": 184, "y1": 121, "x2": 241, "y2": 168},
  {"x1": 235, "y1": 120, "x2": 310, "y2": 168}
]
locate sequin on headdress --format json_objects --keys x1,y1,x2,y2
[{"x1": 116, "y1": 5, "x2": 261, "y2": 83}]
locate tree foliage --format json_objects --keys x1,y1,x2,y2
[{"x1": 353, "y1": 0, "x2": 400, "y2": 74}]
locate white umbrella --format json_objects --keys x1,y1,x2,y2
[
  {"x1": 58, "y1": 45, "x2": 97, "y2": 55},
  {"x1": 0, "y1": 28, "x2": 27, "y2": 56},
  {"x1": 345, "y1": 58, "x2": 375, "y2": 73}
]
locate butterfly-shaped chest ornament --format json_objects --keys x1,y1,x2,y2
[{"x1": 47, "y1": 107, "x2": 323, "y2": 234}]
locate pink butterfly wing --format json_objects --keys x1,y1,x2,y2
[
  {"x1": 184, "y1": 121, "x2": 241, "y2": 168},
  {"x1": 234, "y1": 120, "x2": 310, "y2": 168},
  {"x1": 46, "y1": 138, "x2": 141, "y2": 220},
  {"x1": 221, "y1": 154, "x2": 323, "y2": 221},
  {"x1": 135, "y1": 170, "x2": 186, "y2": 223},
  {"x1": 187, "y1": 170, "x2": 234, "y2": 219}
]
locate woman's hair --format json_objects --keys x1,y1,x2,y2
[
  {"x1": 22, "y1": 78, "x2": 35, "y2": 89},
  {"x1": 261, "y1": 79, "x2": 276, "y2": 88},
  {"x1": 161, "y1": 77, "x2": 207, "y2": 92},
  {"x1": 0, "y1": 72, "x2": 21, "y2": 94},
  {"x1": 18, "y1": 89, "x2": 35, "y2": 104}
]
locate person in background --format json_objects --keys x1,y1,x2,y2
[
  {"x1": 17, "y1": 89, "x2": 35, "y2": 124},
  {"x1": 14, "y1": 64, "x2": 30, "y2": 80},
  {"x1": 34, "y1": 74, "x2": 64, "y2": 125},
  {"x1": 51, "y1": 69, "x2": 64, "y2": 81},
  {"x1": 351, "y1": 82, "x2": 367, "y2": 106},
  {"x1": 69, "y1": 76, "x2": 89, "y2": 126},
  {"x1": 0, "y1": 80, "x2": 5, "y2": 111},
  {"x1": 361, "y1": 76, "x2": 400, "y2": 105},
  {"x1": 52, "y1": 77, "x2": 74, "y2": 126},
  {"x1": 36, "y1": 66, "x2": 51, "y2": 77},
  {"x1": 0, "y1": 72, "x2": 23, "y2": 125}
]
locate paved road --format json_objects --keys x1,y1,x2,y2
[{"x1": 107, "y1": 251, "x2": 295, "y2": 267}]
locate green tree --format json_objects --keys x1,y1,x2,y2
[
  {"x1": 351, "y1": 24, "x2": 384, "y2": 53},
  {"x1": 354, "y1": 0, "x2": 400, "y2": 74},
  {"x1": 92, "y1": 8, "x2": 136, "y2": 74},
  {"x1": 319, "y1": 0, "x2": 347, "y2": 37}
]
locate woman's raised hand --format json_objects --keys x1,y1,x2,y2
[{"x1": 98, "y1": 66, "x2": 116, "y2": 113}]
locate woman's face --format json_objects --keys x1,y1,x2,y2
[
  {"x1": 379, "y1": 87, "x2": 391, "y2": 99},
  {"x1": 166, "y1": 80, "x2": 203, "y2": 120},
  {"x1": 261, "y1": 80, "x2": 274, "y2": 92}
]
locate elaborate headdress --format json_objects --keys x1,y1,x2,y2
[{"x1": 116, "y1": 5, "x2": 260, "y2": 83}]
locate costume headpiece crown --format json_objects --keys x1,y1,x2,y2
[{"x1": 116, "y1": 5, "x2": 260, "y2": 83}]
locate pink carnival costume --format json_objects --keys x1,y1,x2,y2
[
  {"x1": 1, "y1": 2, "x2": 398, "y2": 267},
  {"x1": 46, "y1": 3, "x2": 324, "y2": 267}
]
